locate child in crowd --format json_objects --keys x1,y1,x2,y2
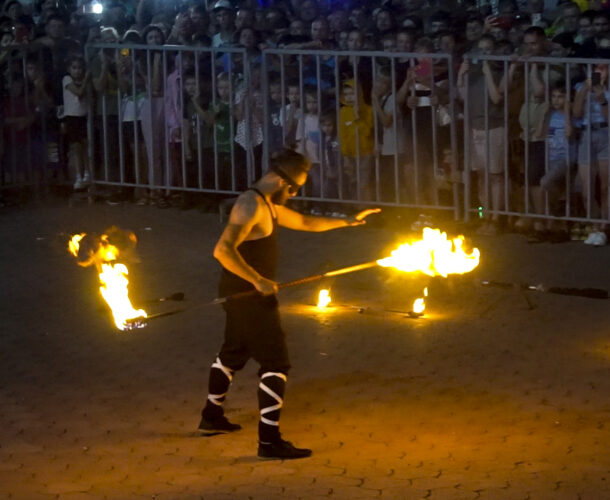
[
  {"x1": 191, "y1": 72, "x2": 234, "y2": 191},
  {"x1": 234, "y1": 64, "x2": 263, "y2": 186},
  {"x1": 61, "y1": 55, "x2": 90, "y2": 191},
  {"x1": 338, "y1": 78, "x2": 374, "y2": 201},
  {"x1": 295, "y1": 85, "x2": 321, "y2": 199},
  {"x1": 183, "y1": 70, "x2": 211, "y2": 189},
  {"x1": 268, "y1": 74, "x2": 285, "y2": 156},
  {"x1": 279, "y1": 80, "x2": 300, "y2": 147},
  {"x1": 535, "y1": 81, "x2": 576, "y2": 226},
  {"x1": 372, "y1": 65, "x2": 407, "y2": 203},
  {"x1": 319, "y1": 110, "x2": 340, "y2": 202}
]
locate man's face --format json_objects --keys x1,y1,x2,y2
[
  {"x1": 216, "y1": 10, "x2": 234, "y2": 30},
  {"x1": 272, "y1": 170, "x2": 307, "y2": 205},
  {"x1": 311, "y1": 20, "x2": 329, "y2": 41},
  {"x1": 579, "y1": 18, "x2": 595, "y2": 40},
  {"x1": 522, "y1": 32, "x2": 544, "y2": 56},
  {"x1": 376, "y1": 11, "x2": 392, "y2": 32},
  {"x1": 562, "y1": 6, "x2": 581, "y2": 33},
  {"x1": 289, "y1": 20, "x2": 305, "y2": 36},
  {"x1": 466, "y1": 21, "x2": 484, "y2": 42},
  {"x1": 593, "y1": 15, "x2": 609, "y2": 34},
  {"x1": 46, "y1": 19, "x2": 65, "y2": 40},
  {"x1": 346, "y1": 31, "x2": 363, "y2": 51},
  {"x1": 299, "y1": 1, "x2": 318, "y2": 23},
  {"x1": 396, "y1": 32, "x2": 414, "y2": 52}
]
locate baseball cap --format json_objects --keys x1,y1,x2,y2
[{"x1": 212, "y1": 0, "x2": 234, "y2": 12}]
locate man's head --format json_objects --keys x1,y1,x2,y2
[
  {"x1": 522, "y1": 26, "x2": 547, "y2": 56},
  {"x1": 268, "y1": 149, "x2": 310, "y2": 205}
]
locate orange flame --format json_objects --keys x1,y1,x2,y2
[
  {"x1": 317, "y1": 289, "x2": 331, "y2": 309},
  {"x1": 377, "y1": 228, "x2": 480, "y2": 277},
  {"x1": 68, "y1": 231, "x2": 147, "y2": 331}
]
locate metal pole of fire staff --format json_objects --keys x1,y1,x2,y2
[{"x1": 127, "y1": 260, "x2": 380, "y2": 328}]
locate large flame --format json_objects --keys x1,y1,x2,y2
[
  {"x1": 68, "y1": 231, "x2": 147, "y2": 331},
  {"x1": 377, "y1": 228, "x2": 480, "y2": 277},
  {"x1": 317, "y1": 289, "x2": 331, "y2": 308}
]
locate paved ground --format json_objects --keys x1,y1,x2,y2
[{"x1": 0, "y1": 200, "x2": 609, "y2": 500}]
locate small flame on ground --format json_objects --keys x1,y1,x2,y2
[
  {"x1": 68, "y1": 232, "x2": 147, "y2": 331},
  {"x1": 412, "y1": 287, "x2": 428, "y2": 315},
  {"x1": 377, "y1": 228, "x2": 480, "y2": 277},
  {"x1": 317, "y1": 289, "x2": 331, "y2": 309}
]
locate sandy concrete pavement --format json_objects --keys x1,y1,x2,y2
[{"x1": 0, "y1": 201, "x2": 609, "y2": 499}]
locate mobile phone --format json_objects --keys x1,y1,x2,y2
[{"x1": 592, "y1": 72, "x2": 601, "y2": 86}]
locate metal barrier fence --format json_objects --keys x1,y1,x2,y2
[
  {"x1": 2, "y1": 43, "x2": 609, "y2": 228},
  {"x1": 0, "y1": 48, "x2": 58, "y2": 196},
  {"x1": 83, "y1": 43, "x2": 254, "y2": 200},
  {"x1": 462, "y1": 53, "x2": 610, "y2": 227}
]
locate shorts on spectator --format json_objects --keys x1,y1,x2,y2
[
  {"x1": 62, "y1": 116, "x2": 87, "y2": 144},
  {"x1": 540, "y1": 159, "x2": 572, "y2": 192},
  {"x1": 577, "y1": 128, "x2": 609, "y2": 165},
  {"x1": 524, "y1": 140, "x2": 545, "y2": 186},
  {"x1": 470, "y1": 127, "x2": 505, "y2": 175}
]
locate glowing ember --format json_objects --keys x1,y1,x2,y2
[
  {"x1": 412, "y1": 287, "x2": 428, "y2": 315},
  {"x1": 317, "y1": 289, "x2": 331, "y2": 308},
  {"x1": 377, "y1": 228, "x2": 480, "y2": 277},
  {"x1": 68, "y1": 230, "x2": 147, "y2": 331}
]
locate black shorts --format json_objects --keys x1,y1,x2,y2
[
  {"x1": 217, "y1": 271, "x2": 290, "y2": 375},
  {"x1": 525, "y1": 141, "x2": 546, "y2": 186},
  {"x1": 63, "y1": 116, "x2": 87, "y2": 144}
]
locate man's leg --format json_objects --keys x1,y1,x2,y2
[
  {"x1": 251, "y1": 302, "x2": 311, "y2": 459},
  {"x1": 257, "y1": 371, "x2": 311, "y2": 460},
  {"x1": 198, "y1": 356, "x2": 242, "y2": 434}
]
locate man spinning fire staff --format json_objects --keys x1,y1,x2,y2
[{"x1": 198, "y1": 149, "x2": 380, "y2": 460}]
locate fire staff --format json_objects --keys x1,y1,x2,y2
[{"x1": 198, "y1": 149, "x2": 379, "y2": 460}]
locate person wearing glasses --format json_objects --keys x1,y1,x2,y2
[{"x1": 198, "y1": 148, "x2": 379, "y2": 460}]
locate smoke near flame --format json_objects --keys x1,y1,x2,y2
[{"x1": 68, "y1": 228, "x2": 147, "y2": 331}]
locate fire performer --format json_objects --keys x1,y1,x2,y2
[{"x1": 198, "y1": 149, "x2": 379, "y2": 460}]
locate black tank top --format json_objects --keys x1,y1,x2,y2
[{"x1": 219, "y1": 188, "x2": 278, "y2": 295}]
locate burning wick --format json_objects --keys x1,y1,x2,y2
[
  {"x1": 317, "y1": 289, "x2": 331, "y2": 309},
  {"x1": 69, "y1": 231, "x2": 147, "y2": 331},
  {"x1": 408, "y1": 287, "x2": 428, "y2": 318}
]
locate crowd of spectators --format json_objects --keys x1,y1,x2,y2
[{"x1": 0, "y1": 0, "x2": 609, "y2": 243}]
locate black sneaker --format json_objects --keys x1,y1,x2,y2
[
  {"x1": 258, "y1": 438, "x2": 312, "y2": 460},
  {"x1": 198, "y1": 415, "x2": 242, "y2": 435}
]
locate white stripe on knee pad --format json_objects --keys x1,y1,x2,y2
[
  {"x1": 212, "y1": 357, "x2": 234, "y2": 382},
  {"x1": 259, "y1": 372, "x2": 286, "y2": 426},
  {"x1": 207, "y1": 393, "x2": 227, "y2": 406}
]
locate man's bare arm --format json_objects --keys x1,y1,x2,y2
[
  {"x1": 275, "y1": 206, "x2": 380, "y2": 232},
  {"x1": 213, "y1": 194, "x2": 277, "y2": 294}
]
